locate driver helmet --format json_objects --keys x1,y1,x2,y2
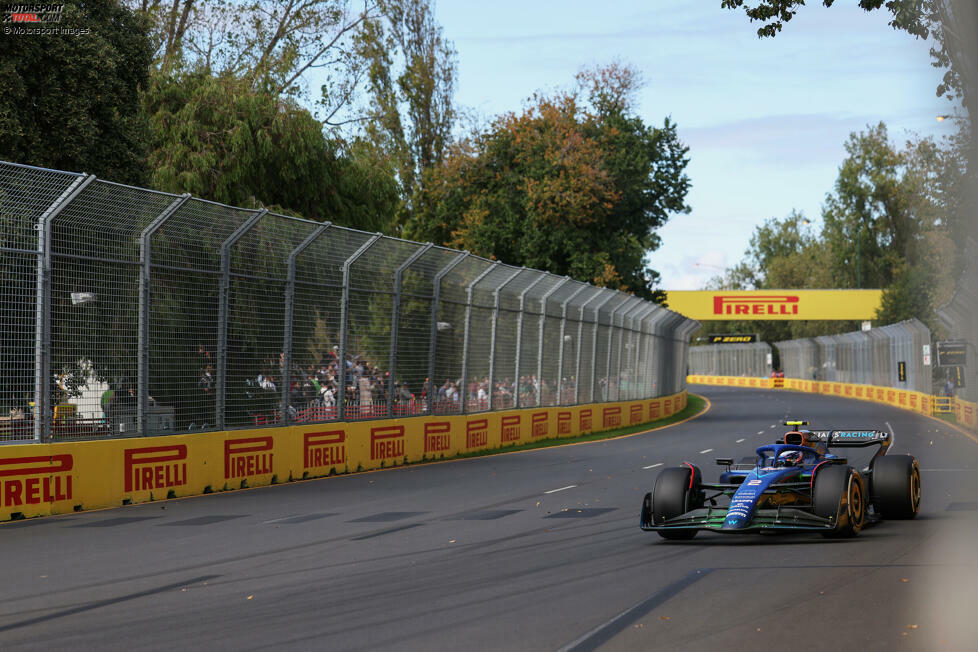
[{"x1": 777, "y1": 450, "x2": 804, "y2": 467}]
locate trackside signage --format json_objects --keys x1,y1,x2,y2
[
  {"x1": 501, "y1": 415, "x2": 521, "y2": 443},
  {"x1": 580, "y1": 408, "x2": 593, "y2": 432},
  {"x1": 304, "y1": 430, "x2": 346, "y2": 470},
  {"x1": 665, "y1": 290, "x2": 882, "y2": 321},
  {"x1": 225, "y1": 437, "x2": 274, "y2": 479},
  {"x1": 531, "y1": 412, "x2": 548, "y2": 438},
  {"x1": 557, "y1": 411, "x2": 571, "y2": 435},
  {"x1": 424, "y1": 422, "x2": 451, "y2": 454},
  {"x1": 0, "y1": 391, "x2": 691, "y2": 521},
  {"x1": 125, "y1": 445, "x2": 187, "y2": 492},
  {"x1": 1, "y1": 454, "x2": 72, "y2": 507},
  {"x1": 467, "y1": 419, "x2": 488, "y2": 448},
  {"x1": 603, "y1": 406, "x2": 622, "y2": 429},
  {"x1": 371, "y1": 426, "x2": 404, "y2": 460}
]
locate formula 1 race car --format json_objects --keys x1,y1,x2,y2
[{"x1": 640, "y1": 421, "x2": 921, "y2": 539}]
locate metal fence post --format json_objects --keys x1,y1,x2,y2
[
  {"x1": 618, "y1": 301, "x2": 644, "y2": 401},
  {"x1": 555, "y1": 284, "x2": 587, "y2": 406},
  {"x1": 34, "y1": 173, "x2": 95, "y2": 442},
  {"x1": 216, "y1": 208, "x2": 268, "y2": 430},
  {"x1": 281, "y1": 222, "x2": 331, "y2": 425},
  {"x1": 536, "y1": 277, "x2": 571, "y2": 406},
  {"x1": 138, "y1": 193, "x2": 190, "y2": 435},
  {"x1": 513, "y1": 273, "x2": 548, "y2": 410},
  {"x1": 388, "y1": 243, "x2": 433, "y2": 417},
  {"x1": 591, "y1": 291, "x2": 616, "y2": 403},
  {"x1": 575, "y1": 289, "x2": 605, "y2": 405},
  {"x1": 427, "y1": 252, "x2": 469, "y2": 414},
  {"x1": 488, "y1": 267, "x2": 524, "y2": 411},
  {"x1": 460, "y1": 262, "x2": 499, "y2": 414},
  {"x1": 633, "y1": 305, "x2": 657, "y2": 399},
  {"x1": 605, "y1": 298, "x2": 630, "y2": 401},
  {"x1": 338, "y1": 234, "x2": 382, "y2": 421}
]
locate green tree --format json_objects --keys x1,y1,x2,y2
[
  {"x1": 130, "y1": 0, "x2": 377, "y2": 115},
  {"x1": 701, "y1": 122, "x2": 959, "y2": 344},
  {"x1": 0, "y1": 0, "x2": 154, "y2": 184},
  {"x1": 358, "y1": 0, "x2": 458, "y2": 220},
  {"x1": 409, "y1": 64, "x2": 690, "y2": 300},
  {"x1": 144, "y1": 69, "x2": 398, "y2": 229}
]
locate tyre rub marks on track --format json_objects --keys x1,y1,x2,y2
[{"x1": 557, "y1": 568, "x2": 714, "y2": 652}]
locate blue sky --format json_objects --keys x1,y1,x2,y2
[{"x1": 433, "y1": 0, "x2": 954, "y2": 290}]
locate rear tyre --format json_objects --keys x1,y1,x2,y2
[
  {"x1": 813, "y1": 465, "x2": 866, "y2": 538},
  {"x1": 872, "y1": 455, "x2": 921, "y2": 520},
  {"x1": 651, "y1": 465, "x2": 703, "y2": 540}
]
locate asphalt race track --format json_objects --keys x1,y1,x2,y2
[{"x1": 2, "y1": 385, "x2": 977, "y2": 651}]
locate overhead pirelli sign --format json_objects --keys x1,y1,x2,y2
[{"x1": 665, "y1": 290, "x2": 883, "y2": 321}]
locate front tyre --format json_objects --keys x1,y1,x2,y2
[
  {"x1": 813, "y1": 465, "x2": 866, "y2": 538},
  {"x1": 872, "y1": 455, "x2": 921, "y2": 520},
  {"x1": 651, "y1": 465, "x2": 703, "y2": 540}
]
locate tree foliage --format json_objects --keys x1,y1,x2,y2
[
  {"x1": 357, "y1": 0, "x2": 457, "y2": 218},
  {"x1": 721, "y1": 0, "x2": 975, "y2": 112},
  {"x1": 144, "y1": 69, "x2": 399, "y2": 229},
  {"x1": 130, "y1": 0, "x2": 376, "y2": 118},
  {"x1": 701, "y1": 122, "x2": 961, "y2": 344},
  {"x1": 408, "y1": 65, "x2": 690, "y2": 300},
  {"x1": 0, "y1": 0, "x2": 154, "y2": 185}
]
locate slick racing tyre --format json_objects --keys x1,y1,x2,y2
[
  {"x1": 813, "y1": 465, "x2": 867, "y2": 538},
  {"x1": 872, "y1": 455, "x2": 921, "y2": 520},
  {"x1": 651, "y1": 464, "x2": 704, "y2": 540}
]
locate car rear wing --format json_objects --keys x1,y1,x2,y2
[{"x1": 803, "y1": 430, "x2": 891, "y2": 453}]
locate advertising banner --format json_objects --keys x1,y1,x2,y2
[
  {"x1": 0, "y1": 392, "x2": 688, "y2": 521},
  {"x1": 666, "y1": 290, "x2": 883, "y2": 321}
]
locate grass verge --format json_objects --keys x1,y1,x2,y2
[{"x1": 450, "y1": 394, "x2": 708, "y2": 461}]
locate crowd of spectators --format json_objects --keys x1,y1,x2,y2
[{"x1": 197, "y1": 343, "x2": 636, "y2": 424}]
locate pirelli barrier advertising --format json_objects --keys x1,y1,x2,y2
[
  {"x1": 666, "y1": 290, "x2": 883, "y2": 321},
  {"x1": 0, "y1": 392, "x2": 687, "y2": 522},
  {"x1": 688, "y1": 374, "x2": 978, "y2": 432}
]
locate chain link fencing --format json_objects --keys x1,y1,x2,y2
[
  {"x1": 0, "y1": 160, "x2": 698, "y2": 443},
  {"x1": 775, "y1": 319, "x2": 932, "y2": 394},
  {"x1": 936, "y1": 237, "x2": 977, "y2": 403},
  {"x1": 688, "y1": 342, "x2": 773, "y2": 377}
]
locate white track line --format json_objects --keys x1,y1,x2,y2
[
  {"x1": 643, "y1": 463, "x2": 663, "y2": 470},
  {"x1": 699, "y1": 448, "x2": 713, "y2": 454},
  {"x1": 886, "y1": 421, "x2": 896, "y2": 452},
  {"x1": 756, "y1": 430, "x2": 764, "y2": 435},
  {"x1": 544, "y1": 485, "x2": 577, "y2": 494},
  {"x1": 736, "y1": 438, "x2": 745, "y2": 443}
]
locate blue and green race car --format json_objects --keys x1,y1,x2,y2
[{"x1": 640, "y1": 421, "x2": 921, "y2": 539}]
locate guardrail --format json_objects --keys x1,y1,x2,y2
[
  {"x1": 688, "y1": 342, "x2": 772, "y2": 377},
  {"x1": 774, "y1": 318, "x2": 932, "y2": 395},
  {"x1": 687, "y1": 374, "x2": 978, "y2": 431},
  {"x1": 0, "y1": 391, "x2": 689, "y2": 521}
]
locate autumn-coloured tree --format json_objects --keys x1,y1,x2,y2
[{"x1": 408, "y1": 64, "x2": 690, "y2": 301}]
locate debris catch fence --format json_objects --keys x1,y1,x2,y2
[{"x1": 0, "y1": 160, "x2": 699, "y2": 443}]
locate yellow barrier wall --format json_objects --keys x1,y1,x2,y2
[
  {"x1": 687, "y1": 374, "x2": 978, "y2": 432},
  {"x1": 0, "y1": 392, "x2": 688, "y2": 521}
]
